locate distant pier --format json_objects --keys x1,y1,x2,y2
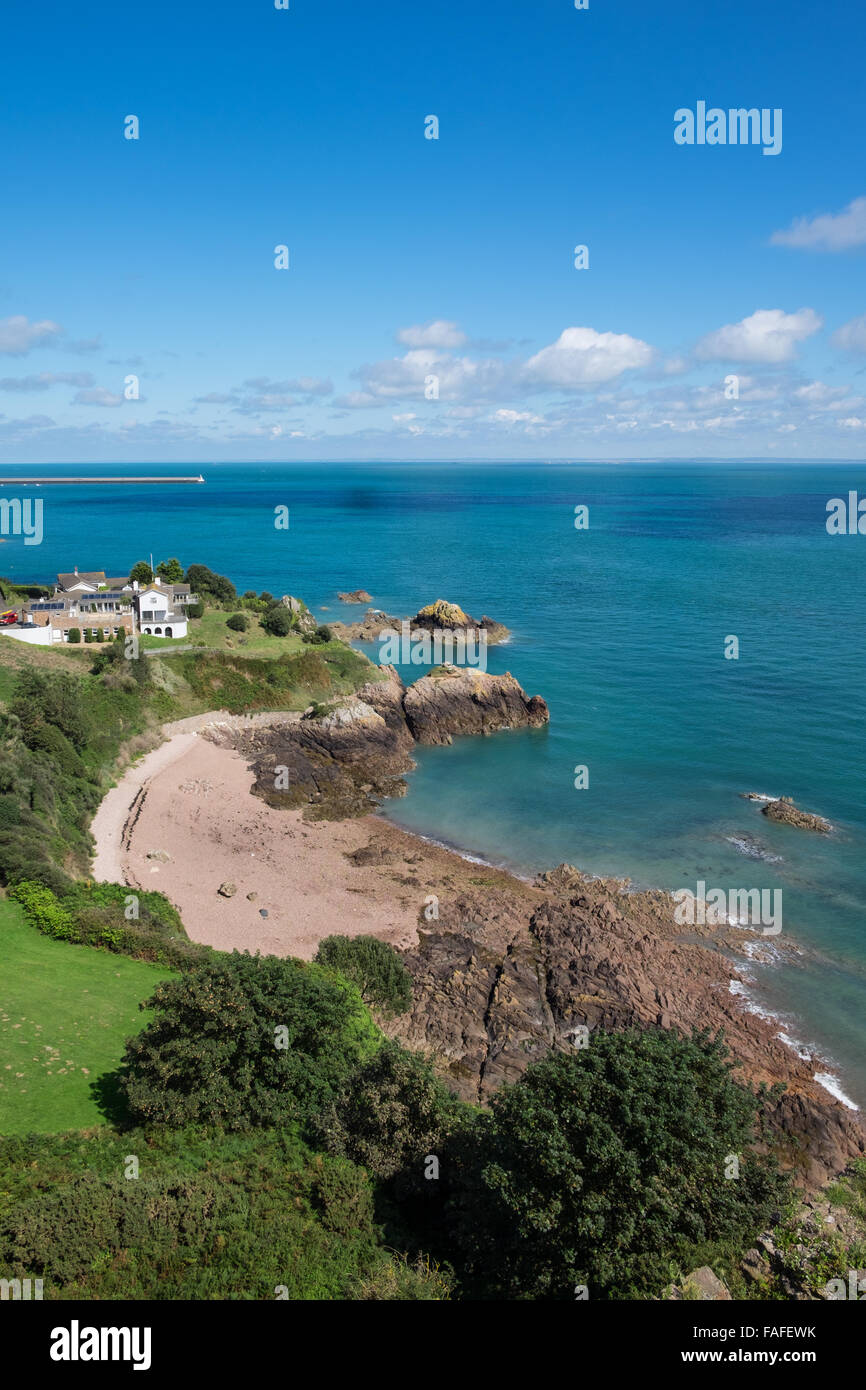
[{"x1": 0, "y1": 475, "x2": 205, "y2": 486}]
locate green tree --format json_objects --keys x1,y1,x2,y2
[
  {"x1": 156, "y1": 557, "x2": 184, "y2": 583},
  {"x1": 184, "y1": 564, "x2": 236, "y2": 605},
  {"x1": 315, "y1": 935, "x2": 412, "y2": 1015},
  {"x1": 447, "y1": 1029, "x2": 790, "y2": 1300},
  {"x1": 67, "y1": 628, "x2": 81, "y2": 644},
  {"x1": 226, "y1": 613, "x2": 248, "y2": 632},
  {"x1": 129, "y1": 561, "x2": 154, "y2": 585},
  {"x1": 261, "y1": 605, "x2": 293, "y2": 637},
  {"x1": 121, "y1": 952, "x2": 379, "y2": 1130}
]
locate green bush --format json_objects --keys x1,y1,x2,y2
[
  {"x1": 316, "y1": 1039, "x2": 461, "y2": 1181},
  {"x1": 0, "y1": 1128, "x2": 438, "y2": 1301},
  {"x1": 186, "y1": 601, "x2": 204, "y2": 619},
  {"x1": 226, "y1": 613, "x2": 248, "y2": 632},
  {"x1": 121, "y1": 951, "x2": 380, "y2": 1130},
  {"x1": 11, "y1": 669, "x2": 89, "y2": 751},
  {"x1": 261, "y1": 605, "x2": 293, "y2": 637},
  {"x1": 445, "y1": 1029, "x2": 791, "y2": 1300},
  {"x1": 9, "y1": 881, "x2": 77, "y2": 940},
  {"x1": 95, "y1": 630, "x2": 105, "y2": 643},
  {"x1": 67, "y1": 628, "x2": 81, "y2": 644},
  {"x1": 185, "y1": 564, "x2": 236, "y2": 605},
  {"x1": 315, "y1": 934, "x2": 413, "y2": 1015}
]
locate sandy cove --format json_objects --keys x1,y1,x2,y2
[
  {"x1": 91, "y1": 713, "x2": 436, "y2": 959},
  {"x1": 89, "y1": 711, "x2": 866, "y2": 1181}
]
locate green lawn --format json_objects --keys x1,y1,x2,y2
[
  {"x1": 0, "y1": 900, "x2": 174, "y2": 1134},
  {"x1": 140, "y1": 607, "x2": 308, "y2": 658}
]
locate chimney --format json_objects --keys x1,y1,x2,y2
[
  {"x1": 154, "y1": 576, "x2": 161, "y2": 587},
  {"x1": 74, "y1": 566, "x2": 78, "y2": 576}
]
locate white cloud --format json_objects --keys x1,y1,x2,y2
[
  {"x1": 771, "y1": 197, "x2": 866, "y2": 251},
  {"x1": 396, "y1": 320, "x2": 467, "y2": 349},
  {"x1": 0, "y1": 315, "x2": 63, "y2": 356},
  {"x1": 832, "y1": 314, "x2": 866, "y2": 354},
  {"x1": 493, "y1": 409, "x2": 543, "y2": 424},
  {"x1": 73, "y1": 386, "x2": 124, "y2": 407},
  {"x1": 0, "y1": 371, "x2": 94, "y2": 392},
  {"x1": 524, "y1": 327, "x2": 653, "y2": 387},
  {"x1": 696, "y1": 308, "x2": 822, "y2": 364},
  {"x1": 838, "y1": 416, "x2": 865, "y2": 429}
]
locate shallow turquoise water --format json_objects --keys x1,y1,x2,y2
[{"x1": 3, "y1": 460, "x2": 865, "y2": 1102}]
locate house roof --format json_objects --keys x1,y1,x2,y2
[{"x1": 57, "y1": 570, "x2": 106, "y2": 589}]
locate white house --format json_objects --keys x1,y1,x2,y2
[{"x1": 134, "y1": 578, "x2": 192, "y2": 639}]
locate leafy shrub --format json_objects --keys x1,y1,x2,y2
[
  {"x1": 11, "y1": 669, "x2": 89, "y2": 751},
  {"x1": 186, "y1": 601, "x2": 204, "y2": 619},
  {"x1": 313, "y1": 1156, "x2": 375, "y2": 1236},
  {"x1": 316, "y1": 1039, "x2": 461, "y2": 1180},
  {"x1": 9, "y1": 880, "x2": 76, "y2": 939},
  {"x1": 67, "y1": 628, "x2": 81, "y2": 643},
  {"x1": 445, "y1": 1029, "x2": 791, "y2": 1300},
  {"x1": 261, "y1": 605, "x2": 293, "y2": 637},
  {"x1": 185, "y1": 564, "x2": 236, "y2": 605},
  {"x1": 121, "y1": 951, "x2": 380, "y2": 1130},
  {"x1": 0, "y1": 1129, "x2": 431, "y2": 1301},
  {"x1": 315, "y1": 935, "x2": 412, "y2": 1015},
  {"x1": 226, "y1": 613, "x2": 248, "y2": 632}
]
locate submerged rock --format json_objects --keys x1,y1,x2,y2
[
  {"x1": 761, "y1": 796, "x2": 831, "y2": 834},
  {"x1": 337, "y1": 589, "x2": 373, "y2": 603}
]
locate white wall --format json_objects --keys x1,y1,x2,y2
[{"x1": 0, "y1": 626, "x2": 53, "y2": 646}]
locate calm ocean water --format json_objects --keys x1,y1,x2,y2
[{"x1": 3, "y1": 460, "x2": 865, "y2": 1103}]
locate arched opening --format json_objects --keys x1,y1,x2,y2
[
  {"x1": 164, "y1": 626, "x2": 173, "y2": 638},
  {"x1": 154, "y1": 627, "x2": 162, "y2": 635}
]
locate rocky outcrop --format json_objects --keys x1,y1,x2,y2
[
  {"x1": 762, "y1": 797, "x2": 831, "y2": 834},
  {"x1": 211, "y1": 663, "x2": 547, "y2": 815},
  {"x1": 383, "y1": 858, "x2": 865, "y2": 1187},
  {"x1": 279, "y1": 594, "x2": 317, "y2": 636},
  {"x1": 214, "y1": 681, "x2": 416, "y2": 820},
  {"x1": 403, "y1": 666, "x2": 549, "y2": 745},
  {"x1": 337, "y1": 590, "x2": 373, "y2": 603},
  {"x1": 329, "y1": 599, "x2": 510, "y2": 647}
]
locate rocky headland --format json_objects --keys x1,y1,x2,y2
[{"x1": 213, "y1": 663, "x2": 549, "y2": 818}]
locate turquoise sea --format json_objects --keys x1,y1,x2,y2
[{"x1": 3, "y1": 460, "x2": 865, "y2": 1105}]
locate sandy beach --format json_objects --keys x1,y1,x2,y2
[{"x1": 91, "y1": 717, "x2": 429, "y2": 959}]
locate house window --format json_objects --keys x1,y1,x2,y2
[
  {"x1": 154, "y1": 627, "x2": 162, "y2": 635},
  {"x1": 165, "y1": 626, "x2": 172, "y2": 638}
]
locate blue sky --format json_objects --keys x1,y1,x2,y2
[{"x1": 1, "y1": 0, "x2": 865, "y2": 461}]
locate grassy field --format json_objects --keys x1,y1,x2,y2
[
  {"x1": 0, "y1": 900, "x2": 174, "y2": 1134},
  {"x1": 140, "y1": 607, "x2": 309, "y2": 657}
]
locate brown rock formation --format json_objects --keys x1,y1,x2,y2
[
  {"x1": 337, "y1": 589, "x2": 373, "y2": 603},
  {"x1": 383, "y1": 857, "x2": 864, "y2": 1188},
  {"x1": 403, "y1": 665, "x2": 549, "y2": 745},
  {"x1": 762, "y1": 797, "x2": 831, "y2": 833}
]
